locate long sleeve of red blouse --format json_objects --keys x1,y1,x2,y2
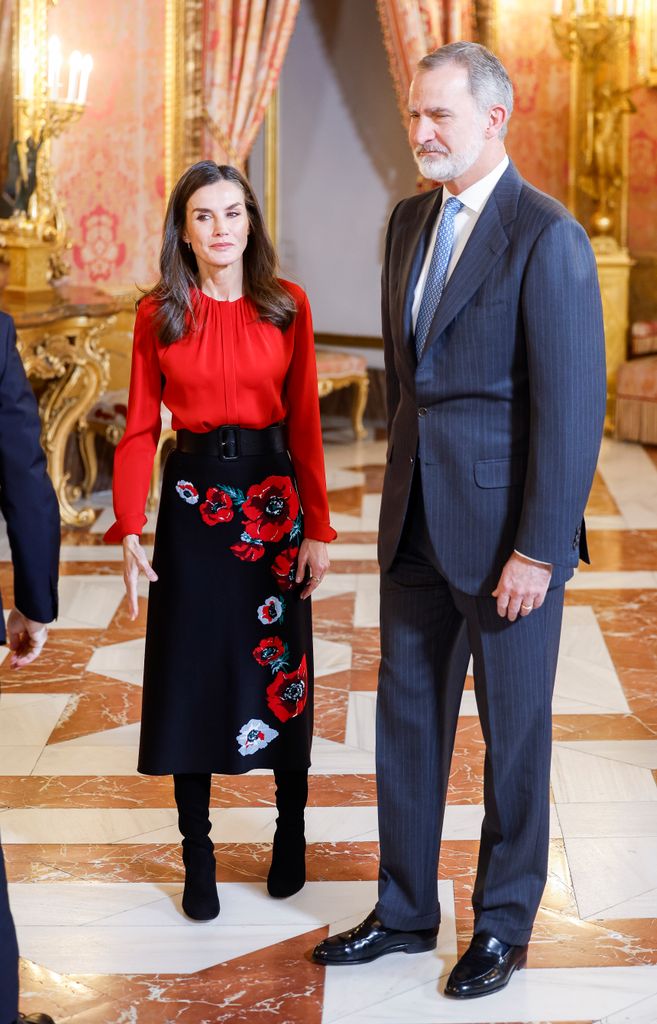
[{"x1": 104, "y1": 284, "x2": 336, "y2": 544}]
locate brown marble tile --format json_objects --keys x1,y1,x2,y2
[
  {"x1": 0, "y1": 775, "x2": 378, "y2": 810},
  {"x1": 343, "y1": 463, "x2": 386, "y2": 494},
  {"x1": 19, "y1": 959, "x2": 112, "y2": 1022},
  {"x1": 585, "y1": 469, "x2": 619, "y2": 515},
  {"x1": 314, "y1": 684, "x2": 349, "y2": 742},
  {"x1": 582, "y1": 531, "x2": 657, "y2": 571}
]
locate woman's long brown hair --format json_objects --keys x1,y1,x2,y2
[{"x1": 142, "y1": 161, "x2": 296, "y2": 345}]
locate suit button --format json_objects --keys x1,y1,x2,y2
[
  {"x1": 418, "y1": 407, "x2": 427, "y2": 417},
  {"x1": 409, "y1": 456, "x2": 415, "y2": 464}
]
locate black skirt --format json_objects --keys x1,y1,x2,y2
[{"x1": 137, "y1": 443, "x2": 313, "y2": 775}]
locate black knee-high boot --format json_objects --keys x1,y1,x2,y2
[
  {"x1": 267, "y1": 768, "x2": 308, "y2": 898},
  {"x1": 173, "y1": 773, "x2": 220, "y2": 920}
]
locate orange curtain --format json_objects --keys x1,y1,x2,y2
[
  {"x1": 376, "y1": 0, "x2": 473, "y2": 129},
  {"x1": 202, "y1": 0, "x2": 300, "y2": 168}
]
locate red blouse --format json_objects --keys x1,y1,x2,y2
[{"x1": 104, "y1": 280, "x2": 336, "y2": 544}]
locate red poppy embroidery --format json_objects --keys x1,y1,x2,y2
[
  {"x1": 199, "y1": 487, "x2": 234, "y2": 526},
  {"x1": 253, "y1": 636, "x2": 286, "y2": 666},
  {"x1": 271, "y1": 545, "x2": 299, "y2": 592},
  {"x1": 231, "y1": 539, "x2": 266, "y2": 562},
  {"x1": 267, "y1": 655, "x2": 308, "y2": 722},
  {"x1": 242, "y1": 476, "x2": 300, "y2": 543}
]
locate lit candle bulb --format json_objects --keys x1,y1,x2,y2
[
  {"x1": 48, "y1": 36, "x2": 62, "y2": 100},
  {"x1": 575, "y1": 0, "x2": 584, "y2": 15},
  {"x1": 626, "y1": 0, "x2": 634, "y2": 15},
  {"x1": 66, "y1": 51, "x2": 82, "y2": 103},
  {"x1": 21, "y1": 44, "x2": 35, "y2": 100},
  {"x1": 77, "y1": 54, "x2": 93, "y2": 105},
  {"x1": 552, "y1": 0, "x2": 563, "y2": 15},
  {"x1": 616, "y1": 0, "x2": 625, "y2": 15}
]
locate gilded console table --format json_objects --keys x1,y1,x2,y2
[{"x1": 4, "y1": 286, "x2": 122, "y2": 527}]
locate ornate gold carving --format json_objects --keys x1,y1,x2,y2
[
  {"x1": 317, "y1": 374, "x2": 370, "y2": 440},
  {"x1": 164, "y1": 0, "x2": 203, "y2": 198},
  {"x1": 592, "y1": 240, "x2": 634, "y2": 433},
  {"x1": 17, "y1": 314, "x2": 112, "y2": 526}
]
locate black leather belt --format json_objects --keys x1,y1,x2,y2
[{"x1": 176, "y1": 423, "x2": 287, "y2": 460}]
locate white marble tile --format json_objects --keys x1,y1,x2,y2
[
  {"x1": 0, "y1": 646, "x2": 8, "y2": 666},
  {"x1": 314, "y1": 636, "x2": 352, "y2": 678},
  {"x1": 0, "y1": 803, "x2": 558, "y2": 845},
  {"x1": 330, "y1": 544, "x2": 378, "y2": 561},
  {"x1": 551, "y1": 747, "x2": 657, "y2": 803},
  {"x1": 602, "y1": 992, "x2": 657, "y2": 1023},
  {"x1": 309, "y1": 736, "x2": 376, "y2": 775},
  {"x1": 354, "y1": 574, "x2": 380, "y2": 628},
  {"x1": 85, "y1": 638, "x2": 145, "y2": 687},
  {"x1": 9, "y1": 881, "x2": 182, "y2": 927},
  {"x1": 556, "y1": 740, "x2": 657, "y2": 769},
  {"x1": 58, "y1": 544, "x2": 137, "y2": 563},
  {"x1": 311, "y1": 573, "x2": 359, "y2": 602},
  {"x1": 345, "y1": 691, "x2": 376, "y2": 753},
  {"x1": 51, "y1": 576, "x2": 126, "y2": 629},
  {"x1": 586, "y1": 514, "x2": 626, "y2": 530},
  {"x1": 566, "y1": 570, "x2": 657, "y2": 590},
  {"x1": 13, "y1": 880, "x2": 402, "y2": 976},
  {"x1": 597, "y1": 437, "x2": 657, "y2": 529},
  {"x1": 0, "y1": 693, "x2": 71, "y2": 748},
  {"x1": 32, "y1": 743, "x2": 140, "y2": 776},
  {"x1": 0, "y1": 746, "x2": 43, "y2": 775},
  {"x1": 565, "y1": 836, "x2": 657, "y2": 919},
  {"x1": 327, "y1": 966, "x2": 657, "y2": 1023},
  {"x1": 323, "y1": 881, "x2": 456, "y2": 1024},
  {"x1": 0, "y1": 808, "x2": 178, "y2": 844},
  {"x1": 557, "y1": 801, "x2": 657, "y2": 839},
  {"x1": 325, "y1": 468, "x2": 366, "y2": 491},
  {"x1": 553, "y1": 606, "x2": 630, "y2": 715},
  {"x1": 331, "y1": 494, "x2": 382, "y2": 534}
]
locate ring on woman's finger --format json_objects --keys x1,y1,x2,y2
[{"x1": 311, "y1": 575, "x2": 322, "y2": 583}]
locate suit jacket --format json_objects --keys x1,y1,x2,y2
[
  {"x1": 0, "y1": 312, "x2": 59, "y2": 640},
  {"x1": 379, "y1": 160, "x2": 607, "y2": 595}
]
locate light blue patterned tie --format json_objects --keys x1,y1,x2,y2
[{"x1": 414, "y1": 196, "x2": 464, "y2": 360}]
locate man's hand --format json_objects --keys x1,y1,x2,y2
[
  {"x1": 7, "y1": 608, "x2": 50, "y2": 669},
  {"x1": 122, "y1": 534, "x2": 158, "y2": 620},
  {"x1": 492, "y1": 551, "x2": 553, "y2": 621}
]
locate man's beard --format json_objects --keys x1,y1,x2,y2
[{"x1": 414, "y1": 132, "x2": 486, "y2": 182}]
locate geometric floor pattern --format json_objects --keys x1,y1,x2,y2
[{"x1": 2, "y1": 424, "x2": 657, "y2": 1022}]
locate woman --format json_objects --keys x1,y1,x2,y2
[{"x1": 105, "y1": 161, "x2": 335, "y2": 921}]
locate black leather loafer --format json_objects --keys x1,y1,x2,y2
[
  {"x1": 444, "y1": 932, "x2": 528, "y2": 998},
  {"x1": 312, "y1": 909, "x2": 438, "y2": 965}
]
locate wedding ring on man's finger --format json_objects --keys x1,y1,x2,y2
[{"x1": 521, "y1": 603, "x2": 533, "y2": 611}]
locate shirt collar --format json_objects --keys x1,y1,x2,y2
[{"x1": 441, "y1": 155, "x2": 510, "y2": 214}]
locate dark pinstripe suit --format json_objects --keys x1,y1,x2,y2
[
  {"x1": 375, "y1": 161, "x2": 606, "y2": 945},
  {"x1": 0, "y1": 312, "x2": 60, "y2": 1024}
]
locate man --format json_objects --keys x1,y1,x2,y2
[
  {"x1": 0, "y1": 309, "x2": 60, "y2": 1024},
  {"x1": 312, "y1": 42, "x2": 606, "y2": 998}
]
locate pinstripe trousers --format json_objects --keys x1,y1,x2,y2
[
  {"x1": 375, "y1": 469, "x2": 564, "y2": 946},
  {"x1": 0, "y1": 839, "x2": 19, "y2": 1024}
]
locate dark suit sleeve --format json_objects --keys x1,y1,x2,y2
[
  {"x1": 381, "y1": 202, "x2": 402, "y2": 439},
  {"x1": 514, "y1": 216, "x2": 606, "y2": 566},
  {"x1": 0, "y1": 315, "x2": 59, "y2": 624}
]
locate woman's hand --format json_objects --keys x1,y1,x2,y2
[
  {"x1": 122, "y1": 534, "x2": 159, "y2": 620},
  {"x1": 296, "y1": 538, "x2": 330, "y2": 599}
]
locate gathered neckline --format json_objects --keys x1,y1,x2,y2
[{"x1": 195, "y1": 287, "x2": 246, "y2": 306}]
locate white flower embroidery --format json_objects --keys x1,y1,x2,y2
[
  {"x1": 236, "y1": 718, "x2": 279, "y2": 757},
  {"x1": 176, "y1": 480, "x2": 199, "y2": 505},
  {"x1": 257, "y1": 595, "x2": 284, "y2": 626}
]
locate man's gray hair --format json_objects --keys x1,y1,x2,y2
[{"x1": 418, "y1": 42, "x2": 514, "y2": 139}]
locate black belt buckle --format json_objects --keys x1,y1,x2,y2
[{"x1": 218, "y1": 425, "x2": 239, "y2": 460}]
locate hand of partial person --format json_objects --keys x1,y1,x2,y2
[
  {"x1": 296, "y1": 538, "x2": 330, "y2": 599},
  {"x1": 7, "y1": 608, "x2": 50, "y2": 669},
  {"x1": 122, "y1": 534, "x2": 158, "y2": 620},
  {"x1": 492, "y1": 551, "x2": 553, "y2": 621}
]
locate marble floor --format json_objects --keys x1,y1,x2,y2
[{"x1": 2, "y1": 425, "x2": 657, "y2": 1023}]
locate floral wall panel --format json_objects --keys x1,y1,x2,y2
[
  {"x1": 495, "y1": 0, "x2": 570, "y2": 206},
  {"x1": 48, "y1": 0, "x2": 166, "y2": 289}
]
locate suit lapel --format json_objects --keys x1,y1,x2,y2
[
  {"x1": 418, "y1": 162, "x2": 521, "y2": 363},
  {"x1": 397, "y1": 187, "x2": 443, "y2": 349}
]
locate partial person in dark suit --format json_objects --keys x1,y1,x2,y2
[
  {"x1": 0, "y1": 310, "x2": 60, "y2": 1024},
  {"x1": 313, "y1": 42, "x2": 606, "y2": 998}
]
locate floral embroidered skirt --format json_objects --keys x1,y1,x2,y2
[{"x1": 137, "y1": 445, "x2": 313, "y2": 776}]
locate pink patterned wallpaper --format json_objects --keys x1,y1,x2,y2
[{"x1": 48, "y1": 0, "x2": 166, "y2": 289}]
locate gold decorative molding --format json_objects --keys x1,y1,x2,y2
[
  {"x1": 164, "y1": 0, "x2": 203, "y2": 199},
  {"x1": 592, "y1": 241, "x2": 634, "y2": 433},
  {"x1": 263, "y1": 89, "x2": 279, "y2": 247},
  {"x1": 474, "y1": 0, "x2": 498, "y2": 52}
]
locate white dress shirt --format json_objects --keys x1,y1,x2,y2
[
  {"x1": 410, "y1": 155, "x2": 550, "y2": 569},
  {"x1": 411, "y1": 155, "x2": 509, "y2": 331}
]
